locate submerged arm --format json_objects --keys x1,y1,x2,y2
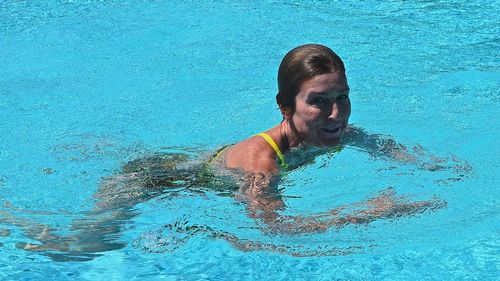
[
  {"x1": 343, "y1": 126, "x2": 418, "y2": 162},
  {"x1": 343, "y1": 126, "x2": 473, "y2": 180},
  {"x1": 238, "y1": 172, "x2": 445, "y2": 235}
]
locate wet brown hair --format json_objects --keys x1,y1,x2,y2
[{"x1": 276, "y1": 44, "x2": 346, "y2": 113}]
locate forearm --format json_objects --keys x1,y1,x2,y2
[{"x1": 246, "y1": 190, "x2": 446, "y2": 235}]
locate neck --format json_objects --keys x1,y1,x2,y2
[{"x1": 267, "y1": 119, "x2": 304, "y2": 154}]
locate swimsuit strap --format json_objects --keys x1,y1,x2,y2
[
  {"x1": 208, "y1": 146, "x2": 227, "y2": 165},
  {"x1": 256, "y1": 132, "x2": 288, "y2": 169}
]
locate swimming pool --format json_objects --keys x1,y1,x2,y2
[{"x1": 1, "y1": 0, "x2": 498, "y2": 279}]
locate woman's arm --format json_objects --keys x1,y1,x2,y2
[
  {"x1": 344, "y1": 126, "x2": 473, "y2": 180},
  {"x1": 344, "y1": 126, "x2": 419, "y2": 162},
  {"x1": 238, "y1": 172, "x2": 445, "y2": 235}
]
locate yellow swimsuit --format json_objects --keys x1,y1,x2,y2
[
  {"x1": 210, "y1": 132, "x2": 288, "y2": 169},
  {"x1": 256, "y1": 132, "x2": 288, "y2": 169}
]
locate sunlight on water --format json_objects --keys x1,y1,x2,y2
[{"x1": 0, "y1": 0, "x2": 498, "y2": 280}]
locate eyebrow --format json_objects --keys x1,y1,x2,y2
[{"x1": 311, "y1": 88, "x2": 350, "y2": 96}]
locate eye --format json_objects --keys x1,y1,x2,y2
[
  {"x1": 337, "y1": 94, "x2": 349, "y2": 102},
  {"x1": 310, "y1": 97, "x2": 326, "y2": 105}
]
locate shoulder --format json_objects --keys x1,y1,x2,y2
[
  {"x1": 253, "y1": 155, "x2": 279, "y2": 175},
  {"x1": 224, "y1": 135, "x2": 279, "y2": 174}
]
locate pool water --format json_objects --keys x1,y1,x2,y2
[{"x1": 1, "y1": 0, "x2": 499, "y2": 280}]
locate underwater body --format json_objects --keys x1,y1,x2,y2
[{"x1": 1, "y1": 0, "x2": 499, "y2": 280}]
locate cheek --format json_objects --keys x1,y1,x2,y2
[
  {"x1": 297, "y1": 106, "x2": 321, "y2": 123},
  {"x1": 292, "y1": 106, "x2": 312, "y2": 129},
  {"x1": 341, "y1": 102, "x2": 351, "y2": 118}
]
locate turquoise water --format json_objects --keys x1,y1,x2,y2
[{"x1": 1, "y1": 0, "x2": 499, "y2": 280}]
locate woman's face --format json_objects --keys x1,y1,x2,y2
[{"x1": 291, "y1": 72, "x2": 351, "y2": 147}]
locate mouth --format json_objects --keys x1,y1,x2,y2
[
  {"x1": 321, "y1": 123, "x2": 345, "y2": 134},
  {"x1": 321, "y1": 126, "x2": 341, "y2": 134},
  {"x1": 317, "y1": 123, "x2": 347, "y2": 146}
]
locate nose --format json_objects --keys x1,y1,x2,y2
[{"x1": 328, "y1": 101, "x2": 341, "y2": 120}]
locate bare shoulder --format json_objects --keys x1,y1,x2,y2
[{"x1": 224, "y1": 135, "x2": 279, "y2": 174}]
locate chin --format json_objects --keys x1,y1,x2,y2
[
  {"x1": 315, "y1": 137, "x2": 341, "y2": 147},
  {"x1": 322, "y1": 140, "x2": 341, "y2": 147}
]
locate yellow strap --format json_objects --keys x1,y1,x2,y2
[
  {"x1": 256, "y1": 133, "x2": 288, "y2": 169},
  {"x1": 208, "y1": 146, "x2": 227, "y2": 164}
]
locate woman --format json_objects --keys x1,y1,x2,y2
[
  {"x1": 6, "y1": 44, "x2": 457, "y2": 259},
  {"x1": 219, "y1": 44, "x2": 350, "y2": 175},
  {"x1": 205, "y1": 44, "x2": 445, "y2": 231}
]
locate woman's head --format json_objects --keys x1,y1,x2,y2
[
  {"x1": 276, "y1": 44, "x2": 350, "y2": 147},
  {"x1": 276, "y1": 44, "x2": 346, "y2": 114}
]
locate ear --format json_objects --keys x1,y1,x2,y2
[{"x1": 279, "y1": 105, "x2": 293, "y2": 119}]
